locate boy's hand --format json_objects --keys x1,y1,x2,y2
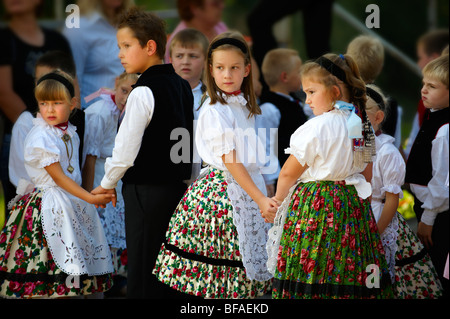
[
  {"x1": 91, "y1": 185, "x2": 117, "y2": 208},
  {"x1": 417, "y1": 222, "x2": 433, "y2": 249}
]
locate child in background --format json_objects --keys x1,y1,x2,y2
[
  {"x1": 169, "y1": 28, "x2": 209, "y2": 186},
  {"x1": 366, "y1": 84, "x2": 443, "y2": 298},
  {"x1": 153, "y1": 31, "x2": 275, "y2": 299},
  {"x1": 91, "y1": 8, "x2": 194, "y2": 299},
  {"x1": 0, "y1": 71, "x2": 114, "y2": 298},
  {"x1": 256, "y1": 48, "x2": 307, "y2": 197},
  {"x1": 404, "y1": 29, "x2": 448, "y2": 158},
  {"x1": 83, "y1": 72, "x2": 138, "y2": 297},
  {"x1": 263, "y1": 53, "x2": 393, "y2": 299},
  {"x1": 346, "y1": 35, "x2": 403, "y2": 149},
  {"x1": 405, "y1": 54, "x2": 449, "y2": 297},
  {"x1": 9, "y1": 50, "x2": 84, "y2": 191}
]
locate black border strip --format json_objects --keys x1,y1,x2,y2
[{"x1": 164, "y1": 241, "x2": 244, "y2": 269}]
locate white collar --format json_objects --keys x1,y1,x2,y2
[{"x1": 33, "y1": 116, "x2": 77, "y2": 139}]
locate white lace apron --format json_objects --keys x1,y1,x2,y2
[
  {"x1": 40, "y1": 185, "x2": 114, "y2": 276},
  {"x1": 223, "y1": 168, "x2": 273, "y2": 281},
  {"x1": 266, "y1": 184, "x2": 297, "y2": 275}
]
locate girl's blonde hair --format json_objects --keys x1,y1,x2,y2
[
  {"x1": 35, "y1": 70, "x2": 74, "y2": 106},
  {"x1": 204, "y1": 31, "x2": 260, "y2": 117},
  {"x1": 116, "y1": 72, "x2": 139, "y2": 87}
]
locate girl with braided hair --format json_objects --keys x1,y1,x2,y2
[{"x1": 262, "y1": 53, "x2": 393, "y2": 299}]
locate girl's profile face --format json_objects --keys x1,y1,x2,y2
[
  {"x1": 38, "y1": 98, "x2": 75, "y2": 126},
  {"x1": 302, "y1": 77, "x2": 335, "y2": 116},
  {"x1": 115, "y1": 77, "x2": 135, "y2": 111},
  {"x1": 210, "y1": 48, "x2": 250, "y2": 94}
]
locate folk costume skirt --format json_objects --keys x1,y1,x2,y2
[
  {"x1": 270, "y1": 181, "x2": 393, "y2": 299},
  {"x1": 393, "y1": 213, "x2": 443, "y2": 298},
  {"x1": 0, "y1": 190, "x2": 112, "y2": 298},
  {"x1": 152, "y1": 168, "x2": 272, "y2": 299}
]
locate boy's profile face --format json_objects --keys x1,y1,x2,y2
[
  {"x1": 421, "y1": 76, "x2": 449, "y2": 110},
  {"x1": 170, "y1": 43, "x2": 205, "y2": 88},
  {"x1": 117, "y1": 27, "x2": 153, "y2": 74}
]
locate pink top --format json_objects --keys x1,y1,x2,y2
[{"x1": 165, "y1": 20, "x2": 228, "y2": 63}]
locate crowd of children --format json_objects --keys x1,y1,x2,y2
[{"x1": 0, "y1": 3, "x2": 448, "y2": 300}]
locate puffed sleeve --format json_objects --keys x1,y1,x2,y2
[
  {"x1": 285, "y1": 121, "x2": 319, "y2": 167},
  {"x1": 379, "y1": 147, "x2": 405, "y2": 197},
  {"x1": 198, "y1": 106, "x2": 236, "y2": 157},
  {"x1": 24, "y1": 130, "x2": 61, "y2": 169}
]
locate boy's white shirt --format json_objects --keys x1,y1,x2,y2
[
  {"x1": 409, "y1": 108, "x2": 449, "y2": 226},
  {"x1": 101, "y1": 86, "x2": 155, "y2": 189}
]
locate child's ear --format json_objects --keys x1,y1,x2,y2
[
  {"x1": 331, "y1": 85, "x2": 342, "y2": 99},
  {"x1": 146, "y1": 40, "x2": 157, "y2": 57},
  {"x1": 244, "y1": 64, "x2": 251, "y2": 78},
  {"x1": 70, "y1": 97, "x2": 79, "y2": 111},
  {"x1": 375, "y1": 109, "x2": 385, "y2": 125}
]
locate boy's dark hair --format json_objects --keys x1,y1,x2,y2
[
  {"x1": 35, "y1": 50, "x2": 77, "y2": 78},
  {"x1": 418, "y1": 29, "x2": 449, "y2": 56},
  {"x1": 118, "y1": 7, "x2": 167, "y2": 59}
]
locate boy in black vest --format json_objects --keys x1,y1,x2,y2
[
  {"x1": 405, "y1": 54, "x2": 449, "y2": 297},
  {"x1": 92, "y1": 8, "x2": 193, "y2": 299},
  {"x1": 256, "y1": 48, "x2": 307, "y2": 197}
]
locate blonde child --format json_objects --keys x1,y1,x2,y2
[
  {"x1": 169, "y1": 28, "x2": 209, "y2": 186},
  {"x1": 262, "y1": 53, "x2": 393, "y2": 299},
  {"x1": 0, "y1": 71, "x2": 114, "y2": 298},
  {"x1": 82, "y1": 72, "x2": 137, "y2": 296},
  {"x1": 366, "y1": 84, "x2": 443, "y2": 298},
  {"x1": 406, "y1": 54, "x2": 449, "y2": 297},
  {"x1": 153, "y1": 31, "x2": 276, "y2": 299},
  {"x1": 256, "y1": 48, "x2": 307, "y2": 197}
]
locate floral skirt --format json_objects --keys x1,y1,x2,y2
[
  {"x1": 152, "y1": 168, "x2": 272, "y2": 299},
  {"x1": 272, "y1": 181, "x2": 393, "y2": 299},
  {"x1": 0, "y1": 190, "x2": 112, "y2": 299},
  {"x1": 393, "y1": 213, "x2": 443, "y2": 298}
]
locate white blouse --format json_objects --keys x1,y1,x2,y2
[
  {"x1": 286, "y1": 108, "x2": 371, "y2": 199},
  {"x1": 195, "y1": 93, "x2": 266, "y2": 173},
  {"x1": 84, "y1": 94, "x2": 120, "y2": 160},
  {"x1": 371, "y1": 133, "x2": 405, "y2": 221}
]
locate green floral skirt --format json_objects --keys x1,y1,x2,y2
[
  {"x1": 272, "y1": 181, "x2": 393, "y2": 299},
  {"x1": 0, "y1": 190, "x2": 112, "y2": 299},
  {"x1": 152, "y1": 168, "x2": 272, "y2": 298},
  {"x1": 393, "y1": 213, "x2": 443, "y2": 298}
]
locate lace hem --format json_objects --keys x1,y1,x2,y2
[
  {"x1": 224, "y1": 171, "x2": 273, "y2": 281},
  {"x1": 380, "y1": 214, "x2": 399, "y2": 284},
  {"x1": 266, "y1": 184, "x2": 297, "y2": 275}
]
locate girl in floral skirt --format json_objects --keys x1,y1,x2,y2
[
  {"x1": 263, "y1": 53, "x2": 393, "y2": 299},
  {"x1": 152, "y1": 31, "x2": 276, "y2": 298},
  {"x1": 0, "y1": 71, "x2": 114, "y2": 298},
  {"x1": 365, "y1": 84, "x2": 443, "y2": 298}
]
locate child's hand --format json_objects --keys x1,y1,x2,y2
[
  {"x1": 89, "y1": 193, "x2": 115, "y2": 208},
  {"x1": 417, "y1": 222, "x2": 433, "y2": 249},
  {"x1": 259, "y1": 197, "x2": 279, "y2": 223},
  {"x1": 91, "y1": 186, "x2": 117, "y2": 208}
]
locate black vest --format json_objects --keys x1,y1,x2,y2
[
  {"x1": 259, "y1": 91, "x2": 307, "y2": 166},
  {"x1": 405, "y1": 107, "x2": 449, "y2": 186},
  {"x1": 122, "y1": 64, "x2": 194, "y2": 185}
]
